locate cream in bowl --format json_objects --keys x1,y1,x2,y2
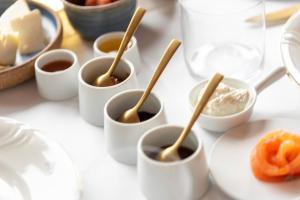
[
  {"x1": 93, "y1": 32, "x2": 142, "y2": 74},
  {"x1": 189, "y1": 67, "x2": 287, "y2": 132},
  {"x1": 197, "y1": 83, "x2": 250, "y2": 117}
]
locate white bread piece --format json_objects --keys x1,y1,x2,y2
[
  {"x1": 0, "y1": 33, "x2": 18, "y2": 66},
  {"x1": 0, "y1": 0, "x2": 30, "y2": 34},
  {"x1": 11, "y1": 9, "x2": 45, "y2": 55}
]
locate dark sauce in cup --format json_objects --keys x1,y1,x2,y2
[
  {"x1": 138, "y1": 111, "x2": 156, "y2": 122},
  {"x1": 42, "y1": 60, "x2": 73, "y2": 72},
  {"x1": 147, "y1": 145, "x2": 195, "y2": 161}
]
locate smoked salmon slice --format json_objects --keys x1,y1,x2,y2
[{"x1": 250, "y1": 130, "x2": 300, "y2": 182}]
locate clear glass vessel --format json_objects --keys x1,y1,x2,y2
[{"x1": 180, "y1": 0, "x2": 265, "y2": 80}]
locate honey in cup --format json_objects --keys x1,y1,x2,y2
[
  {"x1": 42, "y1": 60, "x2": 73, "y2": 72},
  {"x1": 98, "y1": 37, "x2": 133, "y2": 53},
  {"x1": 146, "y1": 145, "x2": 195, "y2": 161}
]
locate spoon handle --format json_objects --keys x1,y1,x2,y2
[
  {"x1": 254, "y1": 66, "x2": 286, "y2": 94},
  {"x1": 173, "y1": 73, "x2": 223, "y2": 148},
  {"x1": 134, "y1": 39, "x2": 181, "y2": 111},
  {"x1": 107, "y1": 7, "x2": 146, "y2": 76}
]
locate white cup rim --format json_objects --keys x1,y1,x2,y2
[
  {"x1": 104, "y1": 89, "x2": 164, "y2": 127},
  {"x1": 93, "y1": 31, "x2": 137, "y2": 55},
  {"x1": 138, "y1": 124, "x2": 202, "y2": 166},
  {"x1": 35, "y1": 49, "x2": 78, "y2": 76},
  {"x1": 78, "y1": 55, "x2": 135, "y2": 90}
]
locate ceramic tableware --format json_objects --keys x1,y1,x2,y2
[
  {"x1": 104, "y1": 89, "x2": 166, "y2": 165},
  {"x1": 157, "y1": 73, "x2": 223, "y2": 162},
  {"x1": 209, "y1": 119, "x2": 300, "y2": 200},
  {"x1": 281, "y1": 9, "x2": 300, "y2": 87},
  {"x1": 62, "y1": 0, "x2": 137, "y2": 40},
  {"x1": 93, "y1": 31, "x2": 142, "y2": 74},
  {"x1": 0, "y1": 117, "x2": 81, "y2": 200},
  {"x1": 137, "y1": 125, "x2": 209, "y2": 200},
  {"x1": 79, "y1": 56, "x2": 137, "y2": 127},
  {"x1": 189, "y1": 67, "x2": 287, "y2": 132},
  {"x1": 35, "y1": 49, "x2": 80, "y2": 101}
]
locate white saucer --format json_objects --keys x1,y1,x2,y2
[
  {"x1": 209, "y1": 119, "x2": 300, "y2": 200},
  {"x1": 0, "y1": 117, "x2": 81, "y2": 200}
]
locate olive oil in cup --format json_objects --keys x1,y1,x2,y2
[{"x1": 93, "y1": 32, "x2": 142, "y2": 74}]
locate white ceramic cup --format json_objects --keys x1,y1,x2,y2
[
  {"x1": 35, "y1": 49, "x2": 80, "y2": 101},
  {"x1": 93, "y1": 32, "x2": 142, "y2": 74},
  {"x1": 137, "y1": 125, "x2": 210, "y2": 200},
  {"x1": 79, "y1": 56, "x2": 138, "y2": 127},
  {"x1": 104, "y1": 89, "x2": 167, "y2": 165}
]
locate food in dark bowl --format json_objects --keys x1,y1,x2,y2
[
  {"x1": 67, "y1": 0, "x2": 118, "y2": 6},
  {"x1": 63, "y1": 0, "x2": 136, "y2": 40}
]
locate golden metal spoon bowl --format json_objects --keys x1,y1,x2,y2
[
  {"x1": 156, "y1": 73, "x2": 224, "y2": 162},
  {"x1": 93, "y1": 7, "x2": 146, "y2": 87},
  {"x1": 118, "y1": 39, "x2": 181, "y2": 123}
]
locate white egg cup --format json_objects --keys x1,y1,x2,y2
[
  {"x1": 104, "y1": 89, "x2": 167, "y2": 165},
  {"x1": 137, "y1": 125, "x2": 210, "y2": 200},
  {"x1": 35, "y1": 49, "x2": 80, "y2": 101},
  {"x1": 189, "y1": 67, "x2": 287, "y2": 132},
  {"x1": 93, "y1": 32, "x2": 142, "y2": 74},
  {"x1": 79, "y1": 56, "x2": 138, "y2": 127}
]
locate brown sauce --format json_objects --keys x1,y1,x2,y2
[
  {"x1": 90, "y1": 74, "x2": 128, "y2": 87},
  {"x1": 138, "y1": 111, "x2": 156, "y2": 122},
  {"x1": 42, "y1": 60, "x2": 73, "y2": 72},
  {"x1": 147, "y1": 145, "x2": 195, "y2": 161}
]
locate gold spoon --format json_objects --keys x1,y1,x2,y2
[
  {"x1": 157, "y1": 73, "x2": 224, "y2": 162},
  {"x1": 118, "y1": 39, "x2": 181, "y2": 123},
  {"x1": 93, "y1": 7, "x2": 146, "y2": 87}
]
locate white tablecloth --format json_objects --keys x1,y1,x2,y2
[{"x1": 1, "y1": 0, "x2": 300, "y2": 199}]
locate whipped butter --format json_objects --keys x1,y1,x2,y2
[{"x1": 199, "y1": 84, "x2": 250, "y2": 116}]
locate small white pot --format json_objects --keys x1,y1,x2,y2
[
  {"x1": 137, "y1": 125, "x2": 210, "y2": 200},
  {"x1": 104, "y1": 89, "x2": 167, "y2": 165},
  {"x1": 78, "y1": 56, "x2": 138, "y2": 127},
  {"x1": 93, "y1": 32, "x2": 142, "y2": 74},
  {"x1": 35, "y1": 49, "x2": 80, "y2": 101}
]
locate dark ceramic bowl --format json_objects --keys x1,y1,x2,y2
[{"x1": 63, "y1": 0, "x2": 136, "y2": 40}]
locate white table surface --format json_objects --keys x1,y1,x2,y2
[{"x1": 2, "y1": 0, "x2": 300, "y2": 199}]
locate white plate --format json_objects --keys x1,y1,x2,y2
[
  {"x1": 0, "y1": 117, "x2": 81, "y2": 200},
  {"x1": 209, "y1": 119, "x2": 300, "y2": 200},
  {"x1": 281, "y1": 10, "x2": 300, "y2": 86}
]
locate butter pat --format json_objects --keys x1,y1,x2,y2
[
  {"x1": 199, "y1": 84, "x2": 250, "y2": 116},
  {"x1": 0, "y1": 34, "x2": 18, "y2": 66},
  {"x1": 11, "y1": 9, "x2": 45, "y2": 55},
  {"x1": 0, "y1": 0, "x2": 30, "y2": 34}
]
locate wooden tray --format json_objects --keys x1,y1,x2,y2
[{"x1": 0, "y1": 0, "x2": 63, "y2": 90}]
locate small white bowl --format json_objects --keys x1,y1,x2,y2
[
  {"x1": 93, "y1": 32, "x2": 142, "y2": 74},
  {"x1": 78, "y1": 56, "x2": 138, "y2": 127},
  {"x1": 35, "y1": 49, "x2": 80, "y2": 101},
  {"x1": 189, "y1": 67, "x2": 287, "y2": 132},
  {"x1": 104, "y1": 89, "x2": 167, "y2": 165},
  {"x1": 137, "y1": 125, "x2": 210, "y2": 200}
]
